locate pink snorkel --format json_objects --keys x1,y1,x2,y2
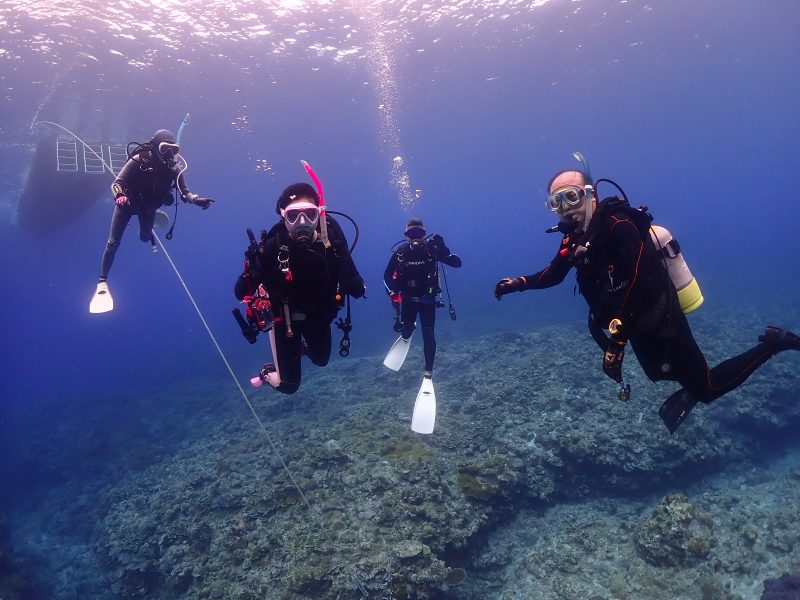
[{"x1": 300, "y1": 160, "x2": 330, "y2": 248}]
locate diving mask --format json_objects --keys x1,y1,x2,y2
[
  {"x1": 547, "y1": 186, "x2": 586, "y2": 214},
  {"x1": 282, "y1": 200, "x2": 319, "y2": 247},
  {"x1": 158, "y1": 141, "x2": 180, "y2": 158},
  {"x1": 405, "y1": 226, "x2": 426, "y2": 240},
  {"x1": 283, "y1": 203, "x2": 320, "y2": 225}
]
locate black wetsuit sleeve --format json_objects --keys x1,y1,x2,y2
[
  {"x1": 234, "y1": 229, "x2": 280, "y2": 301},
  {"x1": 328, "y1": 218, "x2": 365, "y2": 298},
  {"x1": 175, "y1": 165, "x2": 204, "y2": 204},
  {"x1": 432, "y1": 236, "x2": 462, "y2": 268},
  {"x1": 111, "y1": 158, "x2": 139, "y2": 198},
  {"x1": 606, "y1": 215, "x2": 646, "y2": 341},
  {"x1": 384, "y1": 252, "x2": 400, "y2": 292},
  {"x1": 521, "y1": 239, "x2": 574, "y2": 289},
  {"x1": 176, "y1": 169, "x2": 193, "y2": 201}
]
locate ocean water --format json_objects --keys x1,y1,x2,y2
[{"x1": 1, "y1": 0, "x2": 799, "y2": 598}]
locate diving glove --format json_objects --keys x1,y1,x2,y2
[
  {"x1": 603, "y1": 338, "x2": 626, "y2": 383},
  {"x1": 494, "y1": 277, "x2": 527, "y2": 300}
]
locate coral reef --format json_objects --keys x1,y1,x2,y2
[
  {"x1": 5, "y1": 304, "x2": 800, "y2": 599},
  {"x1": 633, "y1": 493, "x2": 716, "y2": 567}
]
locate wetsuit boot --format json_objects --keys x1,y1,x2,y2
[{"x1": 759, "y1": 326, "x2": 800, "y2": 354}]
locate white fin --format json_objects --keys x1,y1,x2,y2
[
  {"x1": 154, "y1": 209, "x2": 170, "y2": 230},
  {"x1": 89, "y1": 282, "x2": 114, "y2": 314},
  {"x1": 411, "y1": 375, "x2": 436, "y2": 434},
  {"x1": 383, "y1": 335, "x2": 412, "y2": 371}
]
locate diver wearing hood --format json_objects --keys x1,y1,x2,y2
[
  {"x1": 90, "y1": 129, "x2": 213, "y2": 313},
  {"x1": 383, "y1": 218, "x2": 462, "y2": 377},
  {"x1": 234, "y1": 182, "x2": 365, "y2": 395},
  {"x1": 494, "y1": 153, "x2": 800, "y2": 433}
]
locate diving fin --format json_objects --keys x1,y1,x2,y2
[
  {"x1": 759, "y1": 325, "x2": 800, "y2": 353},
  {"x1": 383, "y1": 335, "x2": 412, "y2": 371},
  {"x1": 89, "y1": 282, "x2": 114, "y2": 314},
  {"x1": 411, "y1": 373, "x2": 436, "y2": 434},
  {"x1": 659, "y1": 388, "x2": 699, "y2": 434},
  {"x1": 154, "y1": 209, "x2": 170, "y2": 230}
]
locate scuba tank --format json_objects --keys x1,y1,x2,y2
[{"x1": 649, "y1": 225, "x2": 703, "y2": 314}]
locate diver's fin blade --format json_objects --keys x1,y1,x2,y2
[
  {"x1": 154, "y1": 209, "x2": 170, "y2": 230},
  {"x1": 659, "y1": 388, "x2": 699, "y2": 434},
  {"x1": 411, "y1": 376, "x2": 436, "y2": 434},
  {"x1": 89, "y1": 282, "x2": 114, "y2": 314},
  {"x1": 383, "y1": 335, "x2": 411, "y2": 371}
]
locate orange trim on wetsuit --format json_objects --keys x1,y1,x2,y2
[
  {"x1": 520, "y1": 236, "x2": 574, "y2": 290},
  {"x1": 606, "y1": 216, "x2": 645, "y2": 342}
]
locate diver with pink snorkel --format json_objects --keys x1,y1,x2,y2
[{"x1": 233, "y1": 162, "x2": 365, "y2": 394}]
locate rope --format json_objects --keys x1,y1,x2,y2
[
  {"x1": 32, "y1": 120, "x2": 369, "y2": 597},
  {"x1": 154, "y1": 232, "x2": 368, "y2": 596}
]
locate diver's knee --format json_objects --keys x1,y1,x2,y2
[
  {"x1": 311, "y1": 356, "x2": 329, "y2": 367},
  {"x1": 277, "y1": 382, "x2": 300, "y2": 395},
  {"x1": 139, "y1": 230, "x2": 153, "y2": 242},
  {"x1": 104, "y1": 239, "x2": 119, "y2": 253}
]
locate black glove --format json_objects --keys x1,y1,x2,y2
[
  {"x1": 349, "y1": 278, "x2": 366, "y2": 299},
  {"x1": 603, "y1": 338, "x2": 626, "y2": 383},
  {"x1": 494, "y1": 277, "x2": 526, "y2": 300},
  {"x1": 195, "y1": 196, "x2": 213, "y2": 210}
]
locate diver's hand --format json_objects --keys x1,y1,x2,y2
[
  {"x1": 494, "y1": 277, "x2": 526, "y2": 300},
  {"x1": 389, "y1": 291, "x2": 401, "y2": 310},
  {"x1": 195, "y1": 197, "x2": 213, "y2": 210},
  {"x1": 115, "y1": 195, "x2": 129, "y2": 207},
  {"x1": 603, "y1": 338, "x2": 626, "y2": 383}
]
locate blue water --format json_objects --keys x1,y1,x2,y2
[{"x1": 1, "y1": 0, "x2": 799, "y2": 597}]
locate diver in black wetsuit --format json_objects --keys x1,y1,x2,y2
[
  {"x1": 234, "y1": 183, "x2": 365, "y2": 395},
  {"x1": 95, "y1": 129, "x2": 212, "y2": 283},
  {"x1": 383, "y1": 218, "x2": 462, "y2": 377},
  {"x1": 494, "y1": 160, "x2": 800, "y2": 433}
]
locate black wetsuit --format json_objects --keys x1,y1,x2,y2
[
  {"x1": 521, "y1": 201, "x2": 775, "y2": 404},
  {"x1": 384, "y1": 235, "x2": 462, "y2": 372},
  {"x1": 99, "y1": 147, "x2": 201, "y2": 281},
  {"x1": 235, "y1": 217, "x2": 365, "y2": 394}
]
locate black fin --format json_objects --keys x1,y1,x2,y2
[
  {"x1": 659, "y1": 389, "x2": 700, "y2": 434},
  {"x1": 759, "y1": 326, "x2": 800, "y2": 353}
]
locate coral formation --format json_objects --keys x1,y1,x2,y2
[
  {"x1": 633, "y1": 493, "x2": 716, "y2": 567},
  {"x1": 4, "y1": 306, "x2": 799, "y2": 599}
]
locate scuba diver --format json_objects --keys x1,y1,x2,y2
[
  {"x1": 234, "y1": 181, "x2": 365, "y2": 395},
  {"x1": 383, "y1": 218, "x2": 462, "y2": 434},
  {"x1": 494, "y1": 152, "x2": 800, "y2": 433},
  {"x1": 90, "y1": 128, "x2": 212, "y2": 313}
]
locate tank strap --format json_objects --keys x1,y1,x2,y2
[{"x1": 658, "y1": 238, "x2": 681, "y2": 258}]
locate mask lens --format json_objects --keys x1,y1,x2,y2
[
  {"x1": 547, "y1": 187, "x2": 585, "y2": 212},
  {"x1": 406, "y1": 227, "x2": 426, "y2": 240},
  {"x1": 285, "y1": 206, "x2": 319, "y2": 225},
  {"x1": 564, "y1": 189, "x2": 582, "y2": 205},
  {"x1": 158, "y1": 141, "x2": 179, "y2": 157}
]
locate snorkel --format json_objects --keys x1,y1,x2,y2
[
  {"x1": 546, "y1": 152, "x2": 596, "y2": 235},
  {"x1": 571, "y1": 151, "x2": 596, "y2": 226},
  {"x1": 176, "y1": 113, "x2": 190, "y2": 145},
  {"x1": 301, "y1": 160, "x2": 330, "y2": 248}
]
